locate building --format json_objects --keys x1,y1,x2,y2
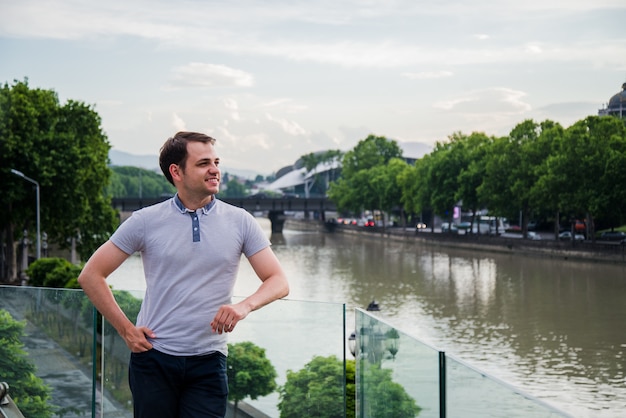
[{"x1": 598, "y1": 80, "x2": 626, "y2": 118}]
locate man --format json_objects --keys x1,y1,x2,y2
[{"x1": 78, "y1": 131, "x2": 289, "y2": 418}]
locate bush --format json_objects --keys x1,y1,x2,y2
[
  {"x1": 26, "y1": 258, "x2": 82, "y2": 288},
  {"x1": 0, "y1": 309, "x2": 54, "y2": 417}
]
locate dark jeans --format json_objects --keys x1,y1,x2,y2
[{"x1": 129, "y1": 349, "x2": 228, "y2": 418}]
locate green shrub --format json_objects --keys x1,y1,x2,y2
[{"x1": 26, "y1": 258, "x2": 82, "y2": 288}]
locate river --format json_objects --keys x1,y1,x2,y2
[{"x1": 107, "y1": 218, "x2": 626, "y2": 418}]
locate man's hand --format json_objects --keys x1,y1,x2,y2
[
  {"x1": 211, "y1": 303, "x2": 251, "y2": 334},
  {"x1": 122, "y1": 325, "x2": 156, "y2": 352}
]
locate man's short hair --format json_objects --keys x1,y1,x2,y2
[{"x1": 159, "y1": 132, "x2": 216, "y2": 185}]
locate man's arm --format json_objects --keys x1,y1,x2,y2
[
  {"x1": 78, "y1": 241, "x2": 155, "y2": 352},
  {"x1": 211, "y1": 246, "x2": 289, "y2": 334}
]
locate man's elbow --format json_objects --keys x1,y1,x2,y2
[
  {"x1": 77, "y1": 272, "x2": 87, "y2": 288},
  {"x1": 277, "y1": 276, "x2": 289, "y2": 299}
]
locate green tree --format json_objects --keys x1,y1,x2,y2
[
  {"x1": 454, "y1": 132, "x2": 493, "y2": 231},
  {"x1": 0, "y1": 309, "x2": 54, "y2": 418},
  {"x1": 299, "y1": 150, "x2": 343, "y2": 197},
  {"x1": 1, "y1": 79, "x2": 118, "y2": 280},
  {"x1": 341, "y1": 135, "x2": 403, "y2": 178},
  {"x1": 537, "y1": 116, "x2": 626, "y2": 236},
  {"x1": 227, "y1": 341, "x2": 277, "y2": 416},
  {"x1": 477, "y1": 135, "x2": 518, "y2": 221},
  {"x1": 422, "y1": 139, "x2": 463, "y2": 222},
  {"x1": 278, "y1": 355, "x2": 354, "y2": 418},
  {"x1": 328, "y1": 135, "x2": 403, "y2": 215},
  {"x1": 220, "y1": 178, "x2": 248, "y2": 197},
  {"x1": 107, "y1": 166, "x2": 175, "y2": 198},
  {"x1": 399, "y1": 154, "x2": 434, "y2": 229},
  {"x1": 360, "y1": 362, "x2": 421, "y2": 418}
]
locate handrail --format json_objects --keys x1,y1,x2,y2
[{"x1": 0, "y1": 383, "x2": 26, "y2": 418}]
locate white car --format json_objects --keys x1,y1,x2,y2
[{"x1": 559, "y1": 231, "x2": 584, "y2": 241}]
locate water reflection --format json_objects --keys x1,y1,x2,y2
[
  {"x1": 271, "y1": 228, "x2": 626, "y2": 417},
  {"x1": 109, "y1": 221, "x2": 626, "y2": 417}
]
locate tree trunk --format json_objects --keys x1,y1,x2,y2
[{"x1": 2, "y1": 224, "x2": 18, "y2": 283}]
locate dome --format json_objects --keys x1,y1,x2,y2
[
  {"x1": 599, "y1": 81, "x2": 626, "y2": 118},
  {"x1": 608, "y1": 82, "x2": 626, "y2": 107}
]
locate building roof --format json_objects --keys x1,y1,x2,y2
[{"x1": 267, "y1": 160, "x2": 341, "y2": 191}]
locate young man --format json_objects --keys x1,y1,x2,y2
[{"x1": 78, "y1": 131, "x2": 289, "y2": 418}]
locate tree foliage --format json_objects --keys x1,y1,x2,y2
[
  {"x1": 360, "y1": 362, "x2": 421, "y2": 418},
  {"x1": 107, "y1": 166, "x2": 175, "y2": 198},
  {"x1": 343, "y1": 116, "x2": 626, "y2": 237},
  {"x1": 328, "y1": 135, "x2": 404, "y2": 215},
  {"x1": 1, "y1": 79, "x2": 118, "y2": 279},
  {"x1": 0, "y1": 309, "x2": 54, "y2": 418},
  {"x1": 278, "y1": 355, "x2": 354, "y2": 418},
  {"x1": 25, "y1": 257, "x2": 82, "y2": 288},
  {"x1": 227, "y1": 341, "x2": 277, "y2": 415},
  {"x1": 220, "y1": 178, "x2": 248, "y2": 197}
]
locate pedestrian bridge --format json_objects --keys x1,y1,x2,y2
[{"x1": 111, "y1": 196, "x2": 337, "y2": 233}]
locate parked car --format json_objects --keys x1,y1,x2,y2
[
  {"x1": 559, "y1": 231, "x2": 584, "y2": 241},
  {"x1": 574, "y1": 220, "x2": 586, "y2": 232},
  {"x1": 599, "y1": 231, "x2": 626, "y2": 241},
  {"x1": 441, "y1": 222, "x2": 458, "y2": 233},
  {"x1": 500, "y1": 231, "x2": 542, "y2": 240}
]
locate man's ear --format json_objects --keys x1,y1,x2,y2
[{"x1": 170, "y1": 164, "x2": 182, "y2": 182}]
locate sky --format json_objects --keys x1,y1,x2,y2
[{"x1": 1, "y1": 0, "x2": 625, "y2": 176}]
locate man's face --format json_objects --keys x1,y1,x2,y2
[{"x1": 177, "y1": 141, "x2": 220, "y2": 196}]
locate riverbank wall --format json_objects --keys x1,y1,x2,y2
[{"x1": 285, "y1": 219, "x2": 626, "y2": 265}]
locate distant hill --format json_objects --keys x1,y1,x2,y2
[
  {"x1": 109, "y1": 150, "x2": 160, "y2": 170},
  {"x1": 108, "y1": 149, "x2": 262, "y2": 179},
  {"x1": 109, "y1": 140, "x2": 433, "y2": 179}
]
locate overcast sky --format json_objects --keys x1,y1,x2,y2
[{"x1": 1, "y1": 0, "x2": 625, "y2": 175}]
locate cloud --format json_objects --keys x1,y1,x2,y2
[
  {"x1": 524, "y1": 43, "x2": 544, "y2": 54},
  {"x1": 223, "y1": 98, "x2": 241, "y2": 121},
  {"x1": 96, "y1": 99, "x2": 124, "y2": 107},
  {"x1": 261, "y1": 98, "x2": 308, "y2": 114},
  {"x1": 167, "y1": 63, "x2": 254, "y2": 89},
  {"x1": 172, "y1": 113, "x2": 186, "y2": 131},
  {"x1": 402, "y1": 71, "x2": 453, "y2": 80},
  {"x1": 265, "y1": 113, "x2": 307, "y2": 136},
  {"x1": 3, "y1": 0, "x2": 624, "y2": 70},
  {"x1": 434, "y1": 87, "x2": 531, "y2": 115}
]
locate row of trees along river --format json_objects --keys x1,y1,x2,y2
[{"x1": 3, "y1": 79, "x2": 626, "y2": 282}]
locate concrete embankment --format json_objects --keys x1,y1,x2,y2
[{"x1": 286, "y1": 219, "x2": 626, "y2": 265}]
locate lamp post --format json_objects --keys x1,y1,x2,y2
[
  {"x1": 349, "y1": 301, "x2": 400, "y2": 363},
  {"x1": 10, "y1": 169, "x2": 41, "y2": 260}
]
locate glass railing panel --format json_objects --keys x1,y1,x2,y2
[
  {"x1": 100, "y1": 288, "x2": 141, "y2": 417},
  {"x1": 0, "y1": 285, "x2": 96, "y2": 417},
  {"x1": 354, "y1": 308, "x2": 441, "y2": 418},
  {"x1": 100, "y1": 295, "x2": 347, "y2": 418},
  {"x1": 445, "y1": 354, "x2": 570, "y2": 418}
]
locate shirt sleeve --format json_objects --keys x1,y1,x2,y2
[
  {"x1": 110, "y1": 210, "x2": 145, "y2": 255},
  {"x1": 241, "y1": 211, "x2": 271, "y2": 258}
]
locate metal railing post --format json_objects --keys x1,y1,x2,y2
[{"x1": 439, "y1": 351, "x2": 446, "y2": 418}]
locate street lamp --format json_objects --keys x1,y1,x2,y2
[
  {"x1": 349, "y1": 301, "x2": 400, "y2": 363},
  {"x1": 10, "y1": 169, "x2": 41, "y2": 259}
]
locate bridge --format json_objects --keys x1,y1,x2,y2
[{"x1": 111, "y1": 196, "x2": 337, "y2": 233}]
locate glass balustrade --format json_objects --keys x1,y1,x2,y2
[
  {"x1": 1, "y1": 286, "x2": 570, "y2": 418},
  {"x1": 354, "y1": 308, "x2": 572, "y2": 418}
]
